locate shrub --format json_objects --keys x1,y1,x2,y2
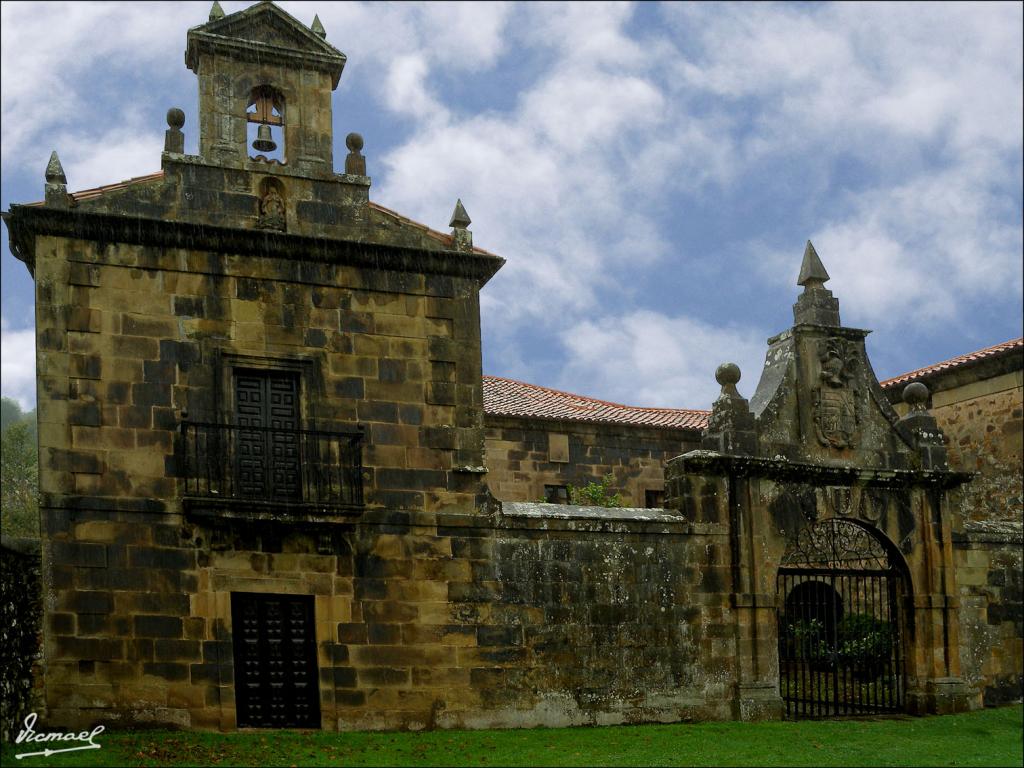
[{"x1": 568, "y1": 474, "x2": 624, "y2": 508}]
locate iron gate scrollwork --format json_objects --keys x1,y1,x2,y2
[{"x1": 777, "y1": 517, "x2": 906, "y2": 718}]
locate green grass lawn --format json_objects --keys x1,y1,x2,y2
[{"x1": 3, "y1": 705, "x2": 1021, "y2": 767}]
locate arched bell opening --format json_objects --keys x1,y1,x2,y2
[
  {"x1": 776, "y1": 517, "x2": 911, "y2": 718},
  {"x1": 246, "y1": 85, "x2": 286, "y2": 163}
]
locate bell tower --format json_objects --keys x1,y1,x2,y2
[{"x1": 185, "y1": 1, "x2": 346, "y2": 177}]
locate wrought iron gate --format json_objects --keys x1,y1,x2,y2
[
  {"x1": 232, "y1": 592, "x2": 320, "y2": 728},
  {"x1": 777, "y1": 518, "x2": 905, "y2": 718}
]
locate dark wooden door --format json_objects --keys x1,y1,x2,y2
[
  {"x1": 234, "y1": 370, "x2": 301, "y2": 499},
  {"x1": 231, "y1": 592, "x2": 320, "y2": 728}
]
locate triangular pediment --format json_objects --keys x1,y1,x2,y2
[
  {"x1": 187, "y1": 2, "x2": 346, "y2": 86},
  {"x1": 199, "y1": 3, "x2": 336, "y2": 55}
]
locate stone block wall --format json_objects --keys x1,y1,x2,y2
[
  {"x1": 28, "y1": 223, "x2": 496, "y2": 728},
  {"x1": 484, "y1": 416, "x2": 697, "y2": 507},
  {"x1": 953, "y1": 521, "x2": 1023, "y2": 707},
  {"x1": 1, "y1": 537, "x2": 43, "y2": 741},
  {"x1": 936, "y1": 380, "x2": 1023, "y2": 523},
  {"x1": 33, "y1": 500, "x2": 741, "y2": 731},
  {"x1": 32, "y1": 234, "x2": 486, "y2": 516}
]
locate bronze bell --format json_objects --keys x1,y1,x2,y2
[{"x1": 252, "y1": 123, "x2": 277, "y2": 153}]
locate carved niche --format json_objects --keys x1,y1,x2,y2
[
  {"x1": 257, "y1": 177, "x2": 286, "y2": 232},
  {"x1": 812, "y1": 337, "x2": 860, "y2": 449}
]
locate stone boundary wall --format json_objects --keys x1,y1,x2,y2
[
  {"x1": 484, "y1": 415, "x2": 699, "y2": 507},
  {"x1": 37, "y1": 498, "x2": 737, "y2": 731},
  {"x1": 953, "y1": 520, "x2": 1023, "y2": 707},
  {"x1": 1, "y1": 536, "x2": 44, "y2": 742}
]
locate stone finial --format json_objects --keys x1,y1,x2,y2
[
  {"x1": 209, "y1": 1, "x2": 225, "y2": 21},
  {"x1": 797, "y1": 240, "x2": 830, "y2": 288},
  {"x1": 449, "y1": 199, "x2": 471, "y2": 229},
  {"x1": 703, "y1": 362, "x2": 756, "y2": 455},
  {"x1": 449, "y1": 199, "x2": 473, "y2": 251},
  {"x1": 44, "y1": 151, "x2": 69, "y2": 208},
  {"x1": 715, "y1": 362, "x2": 741, "y2": 397},
  {"x1": 45, "y1": 151, "x2": 67, "y2": 185},
  {"x1": 164, "y1": 107, "x2": 185, "y2": 154},
  {"x1": 903, "y1": 381, "x2": 929, "y2": 412},
  {"x1": 344, "y1": 132, "x2": 366, "y2": 175},
  {"x1": 898, "y1": 381, "x2": 948, "y2": 470},
  {"x1": 793, "y1": 240, "x2": 841, "y2": 326},
  {"x1": 311, "y1": 14, "x2": 326, "y2": 39}
]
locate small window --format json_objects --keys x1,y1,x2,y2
[
  {"x1": 544, "y1": 484, "x2": 569, "y2": 504},
  {"x1": 645, "y1": 489, "x2": 665, "y2": 509}
]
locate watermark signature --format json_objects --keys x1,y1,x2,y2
[{"x1": 15, "y1": 712, "x2": 105, "y2": 759}]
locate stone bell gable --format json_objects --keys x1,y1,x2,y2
[{"x1": 185, "y1": 0, "x2": 345, "y2": 175}]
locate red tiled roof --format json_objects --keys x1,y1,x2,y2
[
  {"x1": 485, "y1": 338, "x2": 1022, "y2": 430},
  {"x1": 880, "y1": 337, "x2": 1023, "y2": 389},
  {"x1": 25, "y1": 170, "x2": 167, "y2": 207},
  {"x1": 70, "y1": 170, "x2": 166, "y2": 202},
  {"x1": 482, "y1": 375, "x2": 709, "y2": 431}
]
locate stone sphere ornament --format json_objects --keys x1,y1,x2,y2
[
  {"x1": 346, "y1": 132, "x2": 364, "y2": 152},
  {"x1": 903, "y1": 381, "x2": 930, "y2": 409},
  {"x1": 166, "y1": 107, "x2": 186, "y2": 129},
  {"x1": 715, "y1": 362, "x2": 741, "y2": 387}
]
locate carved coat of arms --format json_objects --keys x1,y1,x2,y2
[{"x1": 813, "y1": 338, "x2": 859, "y2": 449}]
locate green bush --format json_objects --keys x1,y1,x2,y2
[
  {"x1": 568, "y1": 474, "x2": 624, "y2": 508},
  {"x1": 835, "y1": 612, "x2": 893, "y2": 672}
]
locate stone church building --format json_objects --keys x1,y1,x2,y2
[{"x1": 3, "y1": 1, "x2": 1021, "y2": 732}]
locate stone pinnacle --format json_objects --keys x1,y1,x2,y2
[
  {"x1": 209, "y1": 1, "x2": 225, "y2": 22},
  {"x1": 797, "y1": 240, "x2": 829, "y2": 288},
  {"x1": 311, "y1": 14, "x2": 326, "y2": 38},
  {"x1": 449, "y1": 199, "x2": 471, "y2": 229},
  {"x1": 45, "y1": 151, "x2": 67, "y2": 185}
]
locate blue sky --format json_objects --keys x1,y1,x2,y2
[{"x1": 2, "y1": 1, "x2": 1022, "y2": 412}]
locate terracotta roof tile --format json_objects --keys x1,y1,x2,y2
[
  {"x1": 69, "y1": 170, "x2": 166, "y2": 202},
  {"x1": 24, "y1": 170, "x2": 168, "y2": 207},
  {"x1": 486, "y1": 339, "x2": 1022, "y2": 430},
  {"x1": 482, "y1": 375, "x2": 709, "y2": 431},
  {"x1": 880, "y1": 337, "x2": 1023, "y2": 388}
]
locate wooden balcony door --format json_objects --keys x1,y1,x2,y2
[{"x1": 234, "y1": 370, "x2": 301, "y2": 499}]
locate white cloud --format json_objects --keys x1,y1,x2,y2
[
  {"x1": 0, "y1": 1, "x2": 192, "y2": 175},
  {"x1": 757, "y1": 157, "x2": 1024, "y2": 329},
  {"x1": 558, "y1": 310, "x2": 767, "y2": 409},
  {"x1": 1, "y1": 1, "x2": 1019, "y2": 410},
  {"x1": 0, "y1": 319, "x2": 36, "y2": 412}
]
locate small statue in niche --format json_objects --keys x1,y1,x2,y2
[{"x1": 258, "y1": 185, "x2": 286, "y2": 231}]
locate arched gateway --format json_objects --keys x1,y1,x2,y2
[
  {"x1": 665, "y1": 242, "x2": 973, "y2": 720},
  {"x1": 777, "y1": 518, "x2": 908, "y2": 717}
]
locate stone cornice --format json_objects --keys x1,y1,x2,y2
[
  {"x1": 672, "y1": 450, "x2": 973, "y2": 489},
  {"x1": 2, "y1": 205, "x2": 505, "y2": 286}
]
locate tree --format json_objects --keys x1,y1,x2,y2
[{"x1": 1, "y1": 400, "x2": 39, "y2": 538}]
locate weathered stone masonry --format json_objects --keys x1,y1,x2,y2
[{"x1": 1, "y1": 538, "x2": 44, "y2": 742}]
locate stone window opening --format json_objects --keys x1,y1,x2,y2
[
  {"x1": 644, "y1": 489, "x2": 665, "y2": 508},
  {"x1": 544, "y1": 484, "x2": 569, "y2": 504},
  {"x1": 247, "y1": 85, "x2": 285, "y2": 163}
]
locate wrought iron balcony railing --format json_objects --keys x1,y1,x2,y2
[{"x1": 181, "y1": 419, "x2": 364, "y2": 512}]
